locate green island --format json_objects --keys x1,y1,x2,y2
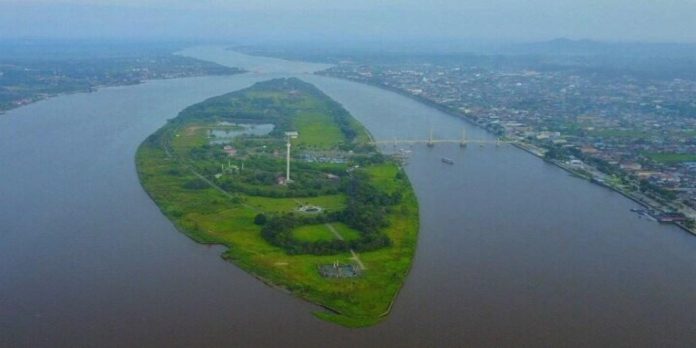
[{"x1": 136, "y1": 78, "x2": 419, "y2": 327}]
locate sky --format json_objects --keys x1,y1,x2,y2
[{"x1": 1, "y1": 0, "x2": 696, "y2": 43}]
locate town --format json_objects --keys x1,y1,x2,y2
[{"x1": 321, "y1": 60, "x2": 696, "y2": 230}]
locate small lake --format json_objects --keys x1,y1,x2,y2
[{"x1": 208, "y1": 123, "x2": 275, "y2": 144}]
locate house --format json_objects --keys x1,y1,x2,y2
[
  {"x1": 223, "y1": 145, "x2": 237, "y2": 157},
  {"x1": 580, "y1": 146, "x2": 599, "y2": 155},
  {"x1": 569, "y1": 159, "x2": 584, "y2": 169},
  {"x1": 620, "y1": 162, "x2": 642, "y2": 171},
  {"x1": 657, "y1": 213, "x2": 688, "y2": 223}
]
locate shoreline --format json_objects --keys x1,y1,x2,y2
[
  {"x1": 0, "y1": 71, "x2": 245, "y2": 116},
  {"x1": 135, "y1": 143, "x2": 354, "y2": 322},
  {"x1": 513, "y1": 142, "x2": 696, "y2": 235}
]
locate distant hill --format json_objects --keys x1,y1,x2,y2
[
  {"x1": 238, "y1": 38, "x2": 696, "y2": 80},
  {"x1": 496, "y1": 38, "x2": 696, "y2": 58},
  {"x1": 0, "y1": 39, "x2": 193, "y2": 60}
]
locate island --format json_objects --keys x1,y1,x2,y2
[
  {"x1": 0, "y1": 51, "x2": 243, "y2": 113},
  {"x1": 136, "y1": 78, "x2": 419, "y2": 327}
]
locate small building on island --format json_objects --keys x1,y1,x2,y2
[
  {"x1": 319, "y1": 262, "x2": 361, "y2": 278},
  {"x1": 223, "y1": 145, "x2": 237, "y2": 157}
]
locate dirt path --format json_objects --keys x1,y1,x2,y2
[
  {"x1": 325, "y1": 223, "x2": 366, "y2": 270},
  {"x1": 324, "y1": 223, "x2": 344, "y2": 241},
  {"x1": 349, "y1": 250, "x2": 366, "y2": 271}
]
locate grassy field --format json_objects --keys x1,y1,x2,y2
[
  {"x1": 644, "y1": 152, "x2": 696, "y2": 163},
  {"x1": 292, "y1": 223, "x2": 361, "y2": 242},
  {"x1": 365, "y1": 164, "x2": 402, "y2": 194},
  {"x1": 589, "y1": 129, "x2": 651, "y2": 138},
  {"x1": 331, "y1": 223, "x2": 363, "y2": 241},
  {"x1": 292, "y1": 222, "x2": 360, "y2": 242},
  {"x1": 293, "y1": 224, "x2": 337, "y2": 242},
  {"x1": 293, "y1": 111, "x2": 345, "y2": 148},
  {"x1": 136, "y1": 78, "x2": 419, "y2": 327},
  {"x1": 244, "y1": 195, "x2": 346, "y2": 214}
]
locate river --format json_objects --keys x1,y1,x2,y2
[{"x1": 1, "y1": 46, "x2": 696, "y2": 347}]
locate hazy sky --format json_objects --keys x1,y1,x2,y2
[{"x1": 1, "y1": 0, "x2": 695, "y2": 43}]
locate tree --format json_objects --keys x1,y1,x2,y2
[{"x1": 254, "y1": 213, "x2": 268, "y2": 225}]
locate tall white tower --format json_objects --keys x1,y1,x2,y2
[{"x1": 284, "y1": 131, "x2": 298, "y2": 183}]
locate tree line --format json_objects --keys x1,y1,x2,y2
[{"x1": 259, "y1": 170, "x2": 401, "y2": 255}]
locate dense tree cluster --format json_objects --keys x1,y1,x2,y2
[
  {"x1": 639, "y1": 179, "x2": 677, "y2": 200},
  {"x1": 214, "y1": 159, "x2": 344, "y2": 198},
  {"x1": 339, "y1": 172, "x2": 401, "y2": 234},
  {"x1": 182, "y1": 178, "x2": 209, "y2": 190},
  {"x1": 260, "y1": 171, "x2": 398, "y2": 255}
]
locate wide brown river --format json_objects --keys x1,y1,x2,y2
[{"x1": 2, "y1": 47, "x2": 696, "y2": 347}]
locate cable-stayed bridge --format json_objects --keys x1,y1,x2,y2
[{"x1": 369, "y1": 128, "x2": 513, "y2": 147}]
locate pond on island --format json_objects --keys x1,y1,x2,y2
[{"x1": 208, "y1": 122, "x2": 275, "y2": 144}]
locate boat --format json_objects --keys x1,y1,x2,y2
[{"x1": 441, "y1": 157, "x2": 454, "y2": 165}]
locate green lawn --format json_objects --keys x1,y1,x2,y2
[
  {"x1": 365, "y1": 163, "x2": 401, "y2": 193},
  {"x1": 292, "y1": 223, "x2": 362, "y2": 242},
  {"x1": 171, "y1": 124, "x2": 208, "y2": 155},
  {"x1": 244, "y1": 195, "x2": 346, "y2": 214},
  {"x1": 293, "y1": 224, "x2": 335, "y2": 242},
  {"x1": 589, "y1": 129, "x2": 650, "y2": 138},
  {"x1": 644, "y1": 152, "x2": 696, "y2": 163},
  {"x1": 331, "y1": 223, "x2": 362, "y2": 241},
  {"x1": 293, "y1": 111, "x2": 344, "y2": 148}
]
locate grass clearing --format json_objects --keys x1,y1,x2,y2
[
  {"x1": 331, "y1": 223, "x2": 362, "y2": 241},
  {"x1": 292, "y1": 223, "x2": 362, "y2": 243},
  {"x1": 244, "y1": 195, "x2": 346, "y2": 214},
  {"x1": 293, "y1": 224, "x2": 337, "y2": 242},
  {"x1": 590, "y1": 129, "x2": 651, "y2": 138},
  {"x1": 293, "y1": 111, "x2": 344, "y2": 148},
  {"x1": 365, "y1": 163, "x2": 402, "y2": 194},
  {"x1": 643, "y1": 152, "x2": 696, "y2": 164}
]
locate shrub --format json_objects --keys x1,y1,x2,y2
[{"x1": 254, "y1": 213, "x2": 268, "y2": 225}]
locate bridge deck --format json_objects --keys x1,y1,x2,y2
[{"x1": 370, "y1": 139, "x2": 513, "y2": 145}]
